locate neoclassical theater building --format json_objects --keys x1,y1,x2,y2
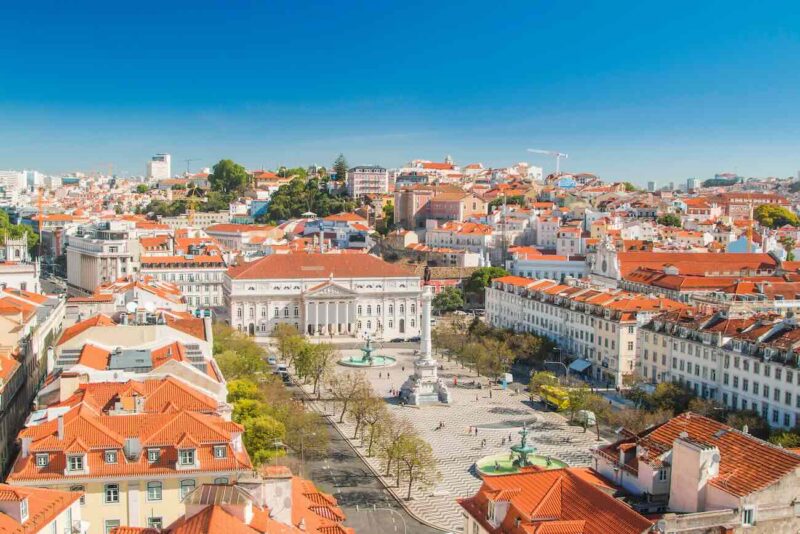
[{"x1": 225, "y1": 253, "x2": 423, "y2": 339}]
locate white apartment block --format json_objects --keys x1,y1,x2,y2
[
  {"x1": 139, "y1": 255, "x2": 226, "y2": 309},
  {"x1": 225, "y1": 253, "x2": 422, "y2": 340},
  {"x1": 425, "y1": 221, "x2": 494, "y2": 256},
  {"x1": 66, "y1": 221, "x2": 140, "y2": 295},
  {"x1": 486, "y1": 276, "x2": 684, "y2": 386},
  {"x1": 346, "y1": 166, "x2": 388, "y2": 197},
  {"x1": 638, "y1": 309, "x2": 800, "y2": 429},
  {"x1": 146, "y1": 153, "x2": 172, "y2": 180}
]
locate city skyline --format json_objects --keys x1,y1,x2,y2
[{"x1": 2, "y1": 1, "x2": 800, "y2": 182}]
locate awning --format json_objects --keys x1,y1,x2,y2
[{"x1": 568, "y1": 359, "x2": 592, "y2": 373}]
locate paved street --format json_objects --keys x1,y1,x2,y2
[
  {"x1": 299, "y1": 347, "x2": 607, "y2": 532},
  {"x1": 285, "y1": 382, "x2": 444, "y2": 534}
]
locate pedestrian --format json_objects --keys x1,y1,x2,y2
[
  {"x1": 387, "y1": 372, "x2": 390, "y2": 379},
  {"x1": 501, "y1": 438, "x2": 506, "y2": 446},
  {"x1": 475, "y1": 394, "x2": 479, "y2": 402},
  {"x1": 475, "y1": 427, "x2": 479, "y2": 436},
  {"x1": 379, "y1": 372, "x2": 382, "y2": 378},
  {"x1": 489, "y1": 389, "x2": 493, "y2": 399},
  {"x1": 508, "y1": 433, "x2": 512, "y2": 443},
  {"x1": 402, "y1": 366, "x2": 405, "y2": 372}
]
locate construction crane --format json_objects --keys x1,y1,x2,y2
[
  {"x1": 185, "y1": 159, "x2": 200, "y2": 174},
  {"x1": 527, "y1": 148, "x2": 568, "y2": 175}
]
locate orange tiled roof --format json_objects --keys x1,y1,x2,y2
[
  {"x1": 228, "y1": 252, "x2": 414, "y2": 280},
  {"x1": 600, "y1": 412, "x2": 800, "y2": 497},
  {"x1": 0, "y1": 484, "x2": 82, "y2": 534},
  {"x1": 8, "y1": 405, "x2": 251, "y2": 483},
  {"x1": 458, "y1": 468, "x2": 651, "y2": 534},
  {"x1": 57, "y1": 314, "x2": 116, "y2": 345}
]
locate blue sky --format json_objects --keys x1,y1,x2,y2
[{"x1": 2, "y1": 0, "x2": 800, "y2": 184}]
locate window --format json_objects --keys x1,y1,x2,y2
[
  {"x1": 104, "y1": 484, "x2": 120, "y2": 504},
  {"x1": 179, "y1": 449, "x2": 196, "y2": 466},
  {"x1": 20, "y1": 498, "x2": 28, "y2": 522},
  {"x1": 104, "y1": 520, "x2": 121, "y2": 534},
  {"x1": 147, "y1": 448, "x2": 160, "y2": 463},
  {"x1": 357, "y1": 305, "x2": 363, "y2": 315},
  {"x1": 147, "y1": 481, "x2": 162, "y2": 501},
  {"x1": 214, "y1": 477, "x2": 229, "y2": 484},
  {"x1": 658, "y1": 468, "x2": 668, "y2": 481},
  {"x1": 213, "y1": 445, "x2": 227, "y2": 459},
  {"x1": 35, "y1": 454, "x2": 48, "y2": 467},
  {"x1": 68, "y1": 455, "x2": 84, "y2": 472},
  {"x1": 627, "y1": 341, "x2": 634, "y2": 351},
  {"x1": 70, "y1": 485, "x2": 85, "y2": 505},
  {"x1": 180, "y1": 479, "x2": 196, "y2": 499},
  {"x1": 104, "y1": 450, "x2": 118, "y2": 464},
  {"x1": 147, "y1": 518, "x2": 163, "y2": 529},
  {"x1": 742, "y1": 506, "x2": 755, "y2": 525}
]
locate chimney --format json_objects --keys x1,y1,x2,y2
[{"x1": 57, "y1": 415, "x2": 64, "y2": 440}]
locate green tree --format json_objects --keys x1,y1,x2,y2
[
  {"x1": 233, "y1": 398, "x2": 267, "y2": 422},
  {"x1": 567, "y1": 385, "x2": 591, "y2": 423},
  {"x1": 432, "y1": 287, "x2": 464, "y2": 314},
  {"x1": 240, "y1": 414, "x2": 286, "y2": 465},
  {"x1": 754, "y1": 204, "x2": 799, "y2": 229},
  {"x1": 657, "y1": 213, "x2": 682, "y2": 227},
  {"x1": 481, "y1": 338, "x2": 514, "y2": 383},
  {"x1": 376, "y1": 415, "x2": 415, "y2": 480},
  {"x1": 769, "y1": 430, "x2": 800, "y2": 448},
  {"x1": 465, "y1": 267, "x2": 510, "y2": 299},
  {"x1": 328, "y1": 371, "x2": 370, "y2": 423},
  {"x1": 488, "y1": 195, "x2": 525, "y2": 209},
  {"x1": 622, "y1": 182, "x2": 637, "y2": 192},
  {"x1": 210, "y1": 159, "x2": 249, "y2": 194},
  {"x1": 294, "y1": 342, "x2": 338, "y2": 398},
  {"x1": 397, "y1": 435, "x2": 440, "y2": 500},
  {"x1": 725, "y1": 410, "x2": 770, "y2": 440},
  {"x1": 779, "y1": 235, "x2": 796, "y2": 261},
  {"x1": 227, "y1": 379, "x2": 260, "y2": 402},
  {"x1": 135, "y1": 184, "x2": 149, "y2": 194},
  {"x1": 333, "y1": 154, "x2": 348, "y2": 185},
  {"x1": 215, "y1": 349, "x2": 267, "y2": 380}
]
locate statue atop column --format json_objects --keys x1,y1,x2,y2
[{"x1": 399, "y1": 285, "x2": 451, "y2": 405}]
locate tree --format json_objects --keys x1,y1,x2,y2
[
  {"x1": 333, "y1": 154, "x2": 348, "y2": 185},
  {"x1": 397, "y1": 435, "x2": 440, "y2": 500},
  {"x1": 584, "y1": 393, "x2": 612, "y2": 440},
  {"x1": 240, "y1": 414, "x2": 286, "y2": 465},
  {"x1": 725, "y1": 410, "x2": 770, "y2": 440},
  {"x1": 273, "y1": 324, "x2": 305, "y2": 365},
  {"x1": 622, "y1": 182, "x2": 637, "y2": 192},
  {"x1": 362, "y1": 398, "x2": 389, "y2": 456},
  {"x1": 432, "y1": 287, "x2": 464, "y2": 314},
  {"x1": 233, "y1": 398, "x2": 268, "y2": 422},
  {"x1": 465, "y1": 267, "x2": 510, "y2": 299},
  {"x1": 328, "y1": 371, "x2": 370, "y2": 423},
  {"x1": 227, "y1": 379, "x2": 260, "y2": 402},
  {"x1": 488, "y1": 195, "x2": 525, "y2": 209},
  {"x1": 216, "y1": 349, "x2": 267, "y2": 380},
  {"x1": 567, "y1": 385, "x2": 591, "y2": 423},
  {"x1": 769, "y1": 430, "x2": 800, "y2": 448},
  {"x1": 609, "y1": 407, "x2": 671, "y2": 434},
  {"x1": 649, "y1": 382, "x2": 694, "y2": 414},
  {"x1": 135, "y1": 184, "x2": 149, "y2": 194},
  {"x1": 754, "y1": 204, "x2": 799, "y2": 229},
  {"x1": 657, "y1": 213, "x2": 682, "y2": 227},
  {"x1": 376, "y1": 415, "x2": 415, "y2": 479},
  {"x1": 295, "y1": 343, "x2": 338, "y2": 398},
  {"x1": 779, "y1": 235, "x2": 796, "y2": 261},
  {"x1": 480, "y1": 338, "x2": 514, "y2": 383},
  {"x1": 210, "y1": 159, "x2": 249, "y2": 194},
  {"x1": 347, "y1": 387, "x2": 382, "y2": 440}
]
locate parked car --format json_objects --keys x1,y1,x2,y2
[{"x1": 267, "y1": 356, "x2": 277, "y2": 365}]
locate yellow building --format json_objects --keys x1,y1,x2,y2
[{"x1": 7, "y1": 403, "x2": 252, "y2": 534}]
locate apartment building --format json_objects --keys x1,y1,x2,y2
[
  {"x1": 346, "y1": 165, "x2": 388, "y2": 197},
  {"x1": 639, "y1": 308, "x2": 800, "y2": 429},
  {"x1": 594, "y1": 412, "x2": 800, "y2": 533},
  {"x1": 0, "y1": 484, "x2": 85, "y2": 534},
  {"x1": 65, "y1": 275, "x2": 187, "y2": 319},
  {"x1": 486, "y1": 276, "x2": 684, "y2": 386},
  {"x1": 425, "y1": 221, "x2": 495, "y2": 256},
  {"x1": 7, "y1": 403, "x2": 251, "y2": 534},
  {"x1": 393, "y1": 185, "x2": 487, "y2": 229},
  {"x1": 139, "y1": 254, "x2": 226, "y2": 309},
  {"x1": 0, "y1": 288, "x2": 65, "y2": 473},
  {"x1": 66, "y1": 221, "x2": 140, "y2": 295},
  {"x1": 506, "y1": 247, "x2": 588, "y2": 282}
]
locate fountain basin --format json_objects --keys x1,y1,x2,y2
[
  {"x1": 338, "y1": 355, "x2": 397, "y2": 368},
  {"x1": 475, "y1": 453, "x2": 568, "y2": 476}
]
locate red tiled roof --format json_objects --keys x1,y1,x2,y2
[
  {"x1": 458, "y1": 468, "x2": 651, "y2": 534},
  {"x1": 0, "y1": 484, "x2": 82, "y2": 533},
  {"x1": 227, "y1": 253, "x2": 415, "y2": 280},
  {"x1": 601, "y1": 412, "x2": 800, "y2": 497},
  {"x1": 57, "y1": 315, "x2": 116, "y2": 345}
]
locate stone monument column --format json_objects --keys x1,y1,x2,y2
[{"x1": 420, "y1": 285, "x2": 433, "y2": 359}]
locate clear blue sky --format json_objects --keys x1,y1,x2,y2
[{"x1": 2, "y1": 0, "x2": 800, "y2": 184}]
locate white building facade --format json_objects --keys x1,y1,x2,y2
[
  {"x1": 146, "y1": 153, "x2": 172, "y2": 180},
  {"x1": 346, "y1": 166, "x2": 389, "y2": 197},
  {"x1": 225, "y1": 253, "x2": 422, "y2": 340}
]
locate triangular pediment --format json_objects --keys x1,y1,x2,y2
[{"x1": 306, "y1": 281, "x2": 356, "y2": 298}]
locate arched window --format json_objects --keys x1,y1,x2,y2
[
  {"x1": 389, "y1": 305, "x2": 394, "y2": 315},
  {"x1": 284, "y1": 307, "x2": 289, "y2": 317},
  {"x1": 237, "y1": 308, "x2": 243, "y2": 318},
  {"x1": 357, "y1": 305, "x2": 363, "y2": 315},
  {"x1": 261, "y1": 307, "x2": 266, "y2": 317},
  {"x1": 214, "y1": 477, "x2": 229, "y2": 484},
  {"x1": 411, "y1": 303, "x2": 416, "y2": 314},
  {"x1": 273, "y1": 307, "x2": 279, "y2": 317},
  {"x1": 399, "y1": 304, "x2": 405, "y2": 314},
  {"x1": 357, "y1": 321, "x2": 362, "y2": 330},
  {"x1": 367, "y1": 305, "x2": 372, "y2": 315},
  {"x1": 249, "y1": 307, "x2": 255, "y2": 318},
  {"x1": 366, "y1": 320, "x2": 371, "y2": 330},
  {"x1": 147, "y1": 481, "x2": 162, "y2": 501},
  {"x1": 411, "y1": 318, "x2": 416, "y2": 328},
  {"x1": 180, "y1": 479, "x2": 196, "y2": 500},
  {"x1": 377, "y1": 305, "x2": 381, "y2": 315},
  {"x1": 294, "y1": 307, "x2": 299, "y2": 317}
]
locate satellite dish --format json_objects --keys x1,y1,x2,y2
[
  {"x1": 143, "y1": 301, "x2": 156, "y2": 313},
  {"x1": 125, "y1": 301, "x2": 137, "y2": 313}
]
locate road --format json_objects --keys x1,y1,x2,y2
[{"x1": 286, "y1": 385, "x2": 444, "y2": 534}]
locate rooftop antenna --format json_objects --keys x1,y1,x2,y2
[{"x1": 185, "y1": 159, "x2": 200, "y2": 173}]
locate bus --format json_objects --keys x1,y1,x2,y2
[{"x1": 539, "y1": 384, "x2": 570, "y2": 411}]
